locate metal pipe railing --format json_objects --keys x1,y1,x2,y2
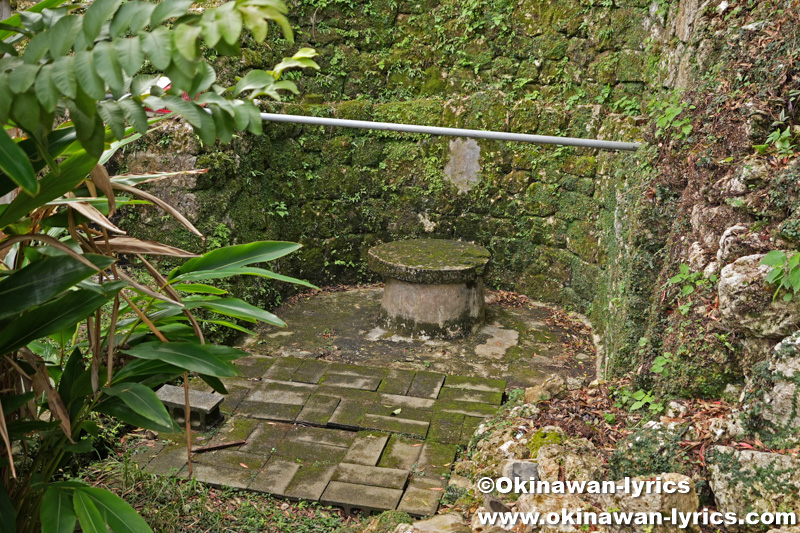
[{"x1": 260, "y1": 112, "x2": 641, "y2": 151}]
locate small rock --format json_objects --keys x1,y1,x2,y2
[
  {"x1": 524, "y1": 374, "x2": 567, "y2": 404},
  {"x1": 666, "y1": 401, "x2": 687, "y2": 418},
  {"x1": 537, "y1": 438, "x2": 605, "y2": 482},
  {"x1": 447, "y1": 474, "x2": 472, "y2": 491},
  {"x1": 500, "y1": 459, "x2": 539, "y2": 483},
  {"x1": 566, "y1": 376, "x2": 585, "y2": 390},
  {"x1": 482, "y1": 494, "x2": 511, "y2": 514},
  {"x1": 405, "y1": 513, "x2": 471, "y2": 533}
]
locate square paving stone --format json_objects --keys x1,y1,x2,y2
[
  {"x1": 361, "y1": 414, "x2": 429, "y2": 438},
  {"x1": 238, "y1": 421, "x2": 291, "y2": 454},
  {"x1": 220, "y1": 385, "x2": 250, "y2": 415},
  {"x1": 144, "y1": 445, "x2": 188, "y2": 475},
  {"x1": 461, "y1": 416, "x2": 483, "y2": 446},
  {"x1": 291, "y1": 359, "x2": 330, "y2": 384},
  {"x1": 443, "y1": 375, "x2": 506, "y2": 394},
  {"x1": 407, "y1": 372, "x2": 445, "y2": 399},
  {"x1": 315, "y1": 386, "x2": 378, "y2": 402},
  {"x1": 235, "y1": 356, "x2": 275, "y2": 378},
  {"x1": 377, "y1": 369, "x2": 416, "y2": 396},
  {"x1": 378, "y1": 435, "x2": 423, "y2": 470},
  {"x1": 321, "y1": 481, "x2": 404, "y2": 514},
  {"x1": 434, "y1": 399, "x2": 498, "y2": 418},
  {"x1": 193, "y1": 449, "x2": 267, "y2": 471},
  {"x1": 248, "y1": 457, "x2": 300, "y2": 496},
  {"x1": 415, "y1": 442, "x2": 458, "y2": 480},
  {"x1": 284, "y1": 425, "x2": 355, "y2": 448},
  {"x1": 283, "y1": 463, "x2": 337, "y2": 501},
  {"x1": 207, "y1": 416, "x2": 259, "y2": 447},
  {"x1": 327, "y1": 399, "x2": 369, "y2": 430},
  {"x1": 297, "y1": 395, "x2": 340, "y2": 425},
  {"x1": 397, "y1": 478, "x2": 445, "y2": 517},
  {"x1": 273, "y1": 440, "x2": 348, "y2": 464},
  {"x1": 247, "y1": 381, "x2": 315, "y2": 405},
  {"x1": 343, "y1": 432, "x2": 390, "y2": 466},
  {"x1": 377, "y1": 394, "x2": 436, "y2": 410},
  {"x1": 129, "y1": 441, "x2": 165, "y2": 469},
  {"x1": 437, "y1": 387, "x2": 503, "y2": 405},
  {"x1": 332, "y1": 463, "x2": 410, "y2": 490},
  {"x1": 263, "y1": 357, "x2": 305, "y2": 380},
  {"x1": 326, "y1": 363, "x2": 388, "y2": 380},
  {"x1": 427, "y1": 412, "x2": 465, "y2": 445},
  {"x1": 237, "y1": 401, "x2": 302, "y2": 422},
  {"x1": 190, "y1": 463, "x2": 253, "y2": 490},
  {"x1": 320, "y1": 373, "x2": 382, "y2": 391}
]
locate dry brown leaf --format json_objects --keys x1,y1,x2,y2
[
  {"x1": 0, "y1": 397, "x2": 17, "y2": 479},
  {"x1": 68, "y1": 200, "x2": 125, "y2": 234},
  {"x1": 111, "y1": 182, "x2": 203, "y2": 238},
  {"x1": 90, "y1": 164, "x2": 116, "y2": 216},
  {"x1": 115, "y1": 270, "x2": 184, "y2": 307},
  {"x1": 98, "y1": 237, "x2": 199, "y2": 257},
  {"x1": 22, "y1": 351, "x2": 74, "y2": 442}
]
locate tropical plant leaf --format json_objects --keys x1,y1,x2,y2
[
  {"x1": 0, "y1": 127, "x2": 37, "y2": 195},
  {"x1": 99, "y1": 236, "x2": 198, "y2": 257},
  {"x1": 171, "y1": 266, "x2": 316, "y2": 288},
  {"x1": 79, "y1": 486, "x2": 153, "y2": 533},
  {"x1": 40, "y1": 485, "x2": 76, "y2": 533},
  {"x1": 83, "y1": 0, "x2": 123, "y2": 43},
  {"x1": 121, "y1": 341, "x2": 243, "y2": 377},
  {"x1": 72, "y1": 490, "x2": 106, "y2": 533},
  {"x1": 94, "y1": 397, "x2": 178, "y2": 432},
  {"x1": 169, "y1": 241, "x2": 301, "y2": 279},
  {"x1": 182, "y1": 297, "x2": 286, "y2": 327},
  {"x1": 103, "y1": 382, "x2": 172, "y2": 428}
]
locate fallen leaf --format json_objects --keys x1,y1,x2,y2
[{"x1": 240, "y1": 463, "x2": 249, "y2": 469}]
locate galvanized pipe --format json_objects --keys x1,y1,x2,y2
[{"x1": 260, "y1": 112, "x2": 641, "y2": 151}]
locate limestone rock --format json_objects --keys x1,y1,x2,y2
[
  {"x1": 767, "y1": 527, "x2": 800, "y2": 533},
  {"x1": 708, "y1": 446, "x2": 800, "y2": 532},
  {"x1": 717, "y1": 224, "x2": 772, "y2": 265},
  {"x1": 689, "y1": 204, "x2": 742, "y2": 252},
  {"x1": 537, "y1": 438, "x2": 605, "y2": 482},
  {"x1": 718, "y1": 254, "x2": 800, "y2": 338},
  {"x1": 401, "y1": 513, "x2": 471, "y2": 533},
  {"x1": 516, "y1": 493, "x2": 590, "y2": 532},
  {"x1": 524, "y1": 374, "x2": 567, "y2": 404},
  {"x1": 500, "y1": 459, "x2": 539, "y2": 482}
]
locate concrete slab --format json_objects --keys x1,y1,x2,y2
[
  {"x1": 296, "y1": 394, "x2": 340, "y2": 426},
  {"x1": 246, "y1": 381, "x2": 314, "y2": 405},
  {"x1": 377, "y1": 394, "x2": 436, "y2": 409},
  {"x1": 397, "y1": 478, "x2": 445, "y2": 517},
  {"x1": 219, "y1": 385, "x2": 250, "y2": 415},
  {"x1": 284, "y1": 425, "x2": 355, "y2": 448},
  {"x1": 416, "y1": 442, "x2": 458, "y2": 480},
  {"x1": 435, "y1": 399, "x2": 498, "y2": 418},
  {"x1": 237, "y1": 401, "x2": 302, "y2": 422},
  {"x1": 321, "y1": 373, "x2": 382, "y2": 391},
  {"x1": 377, "y1": 369, "x2": 416, "y2": 395},
  {"x1": 238, "y1": 421, "x2": 291, "y2": 454},
  {"x1": 461, "y1": 416, "x2": 483, "y2": 445},
  {"x1": 443, "y1": 374, "x2": 506, "y2": 394},
  {"x1": 407, "y1": 372, "x2": 445, "y2": 399},
  {"x1": 427, "y1": 412, "x2": 465, "y2": 445},
  {"x1": 193, "y1": 449, "x2": 267, "y2": 471},
  {"x1": 249, "y1": 457, "x2": 300, "y2": 495},
  {"x1": 327, "y1": 399, "x2": 369, "y2": 430},
  {"x1": 234, "y1": 356, "x2": 274, "y2": 378},
  {"x1": 263, "y1": 357, "x2": 305, "y2": 380},
  {"x1": 437, "y1": 387, "x2": 503, "y2": 405},
  {"x1": 343, "y1": 432, "x2": 390, "y2": 466},
  {"x1": 321, "y1": 481, "x2": 404, "y2": 514},
  {"x1": 378, "y1": 435, "x2": 423, "y2": 470},
  {"x1": 283, "y1": 463, "x2": 337, "y2": 501},
  {"x1": 361, "y1": 414, "x2": 429, "y2": 438},
  {"x1": 144, "y1": 445, "x2": 188, "y2": 475},
  {"x1": 190, "y1": 463, "x2": 252, "y2": 489},
  {"x1": 291, "y1": 359, "x2": 330, "y2": 384},
  {"x1": 332, "y1": 463, "x2": 409, "y2": 489},
  {"x1": 273, "y1": 439, "x2": 348, "y2": 464}
]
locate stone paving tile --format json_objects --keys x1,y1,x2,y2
[
  {"x1": 284, "y1": 425, "x2": 355, "y2": 448},
  {"x1": 129, "y1": 441, "x2": 165, "y2": 469},
  {"x1": 238, "y1": 421, "x2": 291, "y2": 454},
  {"x1": 273, "y1": 439, "x2": 349, "y2": 464},
  {"x1": 397, "y1": 477, "x2": 445, "y2": 517},
  {"x1": 378, "y1": 435, "x2": 423, "y2": 470},
  {"x1": 377, "y1": 394, "x2": 436, "y2": 410},
  {"x1": 320, "y1": 373, "x2": 382, "y2": 391},
  {"x1": 220, "y1": 385, "x2": 250, "y2": 415},
  {"x1": 326, "y1": 362, "x2": 388, "y2": 380},
  {"x1": 236, "y1": 356, "x2": 275, "y2": 378},
  {"x1": 332, "y1": 463, "x2": 409, "y2": 489},
  {"x1": 263, "y1": 357, "x2": 305, "y2": 380},
  {"x1": 376, "y1": 369, "x2": 416, "y2": 395},
  {"x1": 296, "y1": 394, "x2": 340, "y2": 425},
  {"x1": 191, "y1": 464, "x2": 252, "y2": 490},
  {"x1": 434, "y1": 399, "x2": 499, "y2": 418},
  {"x1": 207, "y1": 416, "x2": 259, "y2": 447},
  {"x1": 237, "y1": 401, "x2": 302, "y2": 422},
  {"x1": 291, "y1": 359, "x2": 329, "y2": 384},
  {"x1": 327, "y1": 399, "x2": 370, "y2": 430},
  {"x1": 144, "y1": 445, "x2": 188, "y2": 475},
  {"x1": 437, "y1": 387, "x2": 503, "y2": 406},
  {"x1": 361, "y1": 414, "x2": 429, "y2": 438},
  {"x1": 284, "y1": 463, "x2": 337, "y2": 501},
  {"x1": 416, "y1": 442, "x2": 458, "y2": 480},
  {"x1": 461, "y1": 415, "x2": 483, "y2": 446},
  {"x1": 249, "y1": 457, "x2": 300, "y2": 496},
  {"x1": 193, "y1": 449, "x2": 268, "y2": 471},
  {"x1": 443, "y1": 374, "x2": 506, "y2": 394},
  {"x1": 321, "y1": 481, "x2": 404, "y2": 514},
  {"x1": 342, "y1": 432, "x2": 389, "y2": 466},
  {"x1": 407, "y1": 371, "x2": 445, "y2": 399},
  {"x1": 427, "y1": 412, "x2": 465, "y2": 444},
  {"x1": 247, "y1": 380, "x2": 315, "y2": 405}
]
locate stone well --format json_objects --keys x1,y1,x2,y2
[{"x1": 367, "y1": 239, "x2": 490, "y2": 339}]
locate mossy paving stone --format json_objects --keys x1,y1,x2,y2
[
  {"x1": 290, "y1": 358, "x2": 330, "y2": 384},
  {"x1": 461, "y1": 416, "x2": 484, "y2": 446},
  {"x1": 143, "y1": 445, "x2": 188, "y2": 476},
  {"x1": 377, "y1": 393, "x2": 436, "y2": 410},
  {"x1": 361, "y1": 414, "x2": 430, "y2": 438},
  {"x1": 193, "y1": 449, "x2": 268, "y2": 471},
  {"x1": 343, "y1": 432, "x2": 390, "y2": 466},
  {"x1": 319, "y1": 372, "x2": 382, "y2": 391},
  {"x1": 283, "y1": 463, "x2": 338, "y2": 501},
  {"x1": 263, "y1": 356, "x2": 305, "y2": 380},
  {"x1": 325, "y1": 362, "x2": 389, "y2": 380},
  {"x1": 248, "y1": 457, "x2": 301, "y2": 496},
  {"x1": 327, "y1": 399, "x2": 370, "y2": 430},
  {"x1": 235, "y1": 356, "x2": 275, "y2": 379},
  {"x1": 366, "y1": 403, "x2": 432, "y2": 423},
  {"x1": 397, "y1": 477, "x2": 445, "y2": 517},
  {"x1": 434, "y1": 399, "x2": 498, "y2": 418},
  {"x1": 332, "y1": 463, "x2": 410, "y2": 489},
  {"x1": 297, "y1": 394, "x2": 341, "y2": 425},
  {"x1": 407, "y1": 371, "x2": 445, "y2": 399},
  {"x1": 219, "y1": 385, "x2": 250, "y2": 415},
  {"x1": 238, "y1": 421, "x2": 291, "y2": 454},
  {"x1": 250, "y1": 379, "x2": 317, "y2": 403},
  {"x1": 377, "y1": 368, "x2": 417, "y2": 395},
  {"x1": 284, "y1": 425, "x2": 356, "y2": 448},
  {"x1": 207, "y1": 416, "x2": 259, "y2": 447},
  {"x1": 427, "y1": 412, "x2": 465, "y2": 445},
  {"x1": 315, "y1": 384, "x2": 378, "y2": 402},
  {"x1": 437, "y1": 387, "x2": 503, "y2": 406},
  {"x1": 236, "y1": 400, "x2": 302, "y2": 422},
  {"x1": 378, "y1": 435, "x2": 424, "y2": 470},
  {"x1": 320, "y1": 481, "x2": 404, "y2": 514},
  {"x1": 416, "y1": 442, "x2": 458, "y2": 480},
  {"x1": 273, "y1": 439, "x2": 349, "y2": 463},
  {"x1": 443, "y1": 374, "x2": 506, "y2": 394},
  {"x1": 129, "y1": 441, "x2": 165, "y2": 469},
  {"x1": 190, "y1": 463, "x2": 254, "y2": 490}
]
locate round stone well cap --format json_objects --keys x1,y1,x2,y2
[{"x1": 367, "y1": 239, "x2": 490, "y2": 284}]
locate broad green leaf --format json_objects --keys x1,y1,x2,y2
[
  {"x1": 761, "y1": 250, "x2": 787, "y2": 267},
  {"x1": 218, "y1": 7, "x2": 242, "y2": 45},
  {"x1": 0, "y1": 253, "x2": 114, "y2": 321},
  {"x1": 188, "y1": 62, "x2": 216, "y2": 97},
  {"x1": 118, "y1": 98, "x2": 149, "y2": 135},
  {"x1": 23, "y1": 32, "x2": 50, "y2": 64},
  {"x1": 103, "y1": 382, "x2": 172, "y2": 428},
  {"x1": 172, "y1": 283, "x2": 227, "y2": 294},
  {"x1": 0, "y1": 0, "x2": 64, "y2": 40},
  {"x1": 72, "y1": 490, "x2": 106, "y2": 533},
  {"x1": 173, "y1": 266, "x2": 316, "y2": 288},
  {"x1": 110, "y1": 1, "x2": 156, "y2": 37},
  {"x1": 8, "y1": 63, "x2": 38, "y2": 93},
  {"x1": 0, "y1": 478, "x2": 14, "y2": 533},
  {"x1": 74, "y1": 51, "x2": 106, "y2": 100},
  {"x1": 122, "y1": 341, "x2": 243, "y2": 377},
  {"x1": 49, "y1": 14, "x2": 81, "y2": 56},
  {"x1": 40, "y1": 485, "x2": 76, "y2": 533},
  {"x1": 160, "y1": 95, "x2": 204, "y2": 128},
  {"x1": 200, "y1": 10, "x2": 221, "y2": 47},
  {"x1": 83, "y1": 0, "x2": 123, "y2": 43},
  {"x1": 97, "y1": 100, "x2": 126, "y2": 140},
  {"x1": 0, "y1": 281, "x2": 125, "y2": 354},
  {"x1": 210, "y1": 105, "x2": 234, "y2": 143},
  {"x1": 234, "y1": 69, "x2": 275, "y2": 96},
  {"x1": 174, "y1": 24, "x2": 201, "y2": 61},
  {"x1": 183, "y1": 297, "x2": 286, "y2": 327},
  {"x1": 51, "y1": 55, "x2": 77, "y2": 99},
  {"x1": 58, "y1": 347, "x2": 83, "y2": 407},
  {"x1": 93, "y1": 41, "x2": 124, "y2": 96},
  {"x1": 150, "y1": 0, "x2": 193, "y2": 25},
  {"x1": 199, "y1": 374, "x2": 228, "y2": 394},
  {"x1": 272, "y1": 56, "x2": 319, "y2": 75},
  {"x1": 0, "y1": 78, "x2": 11, "y2": 124},
  {"x1": 80, "y1": 486, "x2": 153, "y2": 533},
  {"x1": 240, "y1": 6, "x2": 267, "y2": 42},
  {"x1": 94, "y1": 396, "x2": 178, "y2": 432},
  {"x1": 201, "y1": 318, "x2": 256, "y2": 335},
  {"x1": 170, "y1": 241, "x2": 301, "y2": 279},
  {"x1": 1, "y1": 392, "x2": 35, "y2": 414},
  {"x1": 115, "y1": 37, "x2": 144, "y2": 77},
  {"x1": 0, "y1": 128, "x2": 37, "y2": 195},
  {"x1": 111, "y1": 358, "x2": 183, "y2": 384},
  {"x1": 10, "y1": 92, "x2": 41, "y2": 134},
  {"x1": 140, "y1": 26, "x2": 172, "y2": 70}
]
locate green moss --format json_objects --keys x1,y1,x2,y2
[{"x1": 526, "y1": 429, "x2": 564, "y2": 459}]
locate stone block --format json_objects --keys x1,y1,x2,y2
[
  {"x1": 219, "y1": 385, "x2": 250, "y2": 415},
  {"x1": 284, "y1": 463, "x2": 337, "y2": 501},
  {"x1": 377, "y1": 369, "x2": 417, "y2": 395},
  {"x1": 397, "y1": 478, "x2": 445, "y2": 517},
  {"x1": 190, "y1": 463, "x2": 252, "y2": 490},
  {"x1": 263, "y1": 357, "x2": 305, "y2": 380},
  {"x1": 361, "y1": 414, "x2": 430, "y2": 438},
  {"x1": 143, "y1": 445, "x2": 188, "y2": 476},
  {"x1": 427, "y1": 413, "x2": 464, "y2": 445},
  {"x1": 320, "y1": 481, "x2": 404, "y2": 514},
  {"x1": 407, "y1": 372, "x2": 445, "y2": 399},
  {"x1": 438, "y1": 387, "x2": 503, "y2": 405},
  {"x1": 249, "y1": 457, "x2": 300, "y2": 496},
  {"x1": 274, "y1": 439, "x2": 348, "y2": 464},
  {"x1": 332, "y1": 463, "x2": 409, "y2": 489},
  {"x1": 435, "y1": 399, "x2": 498, "y2": 418},
  {"x1": 297, "y1": 395, "x2": 340, "y2": 426},
  {"x1": 237, "y1": 401, "x2": 302, "y2": 422},
  {"x1": 291, "y1": 359, "x2": 330, "y2": 384},
  {"x1": 238, "y1": 421, "x2": 290, "y2": 454},
  {"x1": 343, "y1": 432, "x2": 390, "y2": 466},
  {"x1": 378, "y1": 393, "x2": 436, "y2": 409},
  {"x1": 378, "y1": 435, "x2": 423, "y2": 470},
  {"x1": 443, "y1": 375, "x2": 506, "y2": 394},
  {"x1": 321, "y1": 373, "x2": 382, "y2": 391},
  {"x1": 248, "y1": 380, "x2": 315, "y2": 405},
  {"x1": 156, "y1": 385, "x2": 223, "y2": 431},
  {"x1": 193, "y1": 449, "x2": 268, "y2": 471},
  {"x1": 416, "y1": 442, "x2": 458, "y2": 480},
  {"x1": 328, "y1": 399, "x2": 369, "y2": 430},
  {"x1": 284, "y1": 425, "x2": 355, "y2": 448}
]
